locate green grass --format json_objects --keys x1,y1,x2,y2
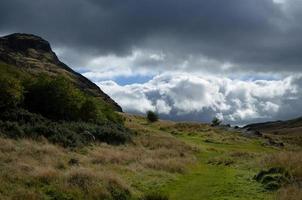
[
  {"x1": 122, "y1": 115, "x2": 279, "y2": 199},
  {"x1": 161, "y1": 130, "x2": 276, "y2": 200},
  {"x1": 0, "y1": 113, "x2": 285, "y2": 199}
]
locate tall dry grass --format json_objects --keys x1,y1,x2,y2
[
  {"x1": 277, "y1": 185, "x2": 302, "y2": 200},
  {"x1": 262, "y1": 151, "x2": 302, "y2": 200},
  {"x1": 262, "y1": 151, "x2": 302, "y2": 181},
  {"x1": 0, "y1": 119, "x2": 196, "y2": 199}
]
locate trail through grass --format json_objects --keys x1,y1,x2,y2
[{"x1": 162, "y1": 131, "x2": 276, "y2": 200}]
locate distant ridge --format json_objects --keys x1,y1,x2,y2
[
  {"x1": 0, "y1": 33, "x2": 122, "y2": 112},
  {"x1": 244, "y1": 116, "x2": 302, "y2": 135}
]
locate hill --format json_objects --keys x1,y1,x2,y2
[
  {"x1": 0, "y1": 33, "x2": 130, "y2": 147},
  {"x1": 244, "y1": 117, "x2": 302, "y2": 136},
  {"x1": 0, "y1": 33, "x2": 121, "y2": 112},
  {"x1": 244, "y1": 117, "x2": 302, "y2": 147}
]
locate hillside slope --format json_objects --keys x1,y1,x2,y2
[
  {"x1": 244, "y1": 117, "x2": 302, "y2": 136},
  {"x1": 0, "y1": 33, "x2": 122, "y2": 112}
]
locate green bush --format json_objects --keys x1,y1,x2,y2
[
  {"x1": 23, "y1": 75, "x2": 123, "y2": 125},
  {"x1": 147, "y1": 111, "x2": 159, "y2": 122},
  {"x1": 0, "y1": 109, "x2": 131, "y2": 147},
  {"x1": 24, "y1": 76, "x2": 84, "y2": 121},
  {"x1": 0, "y1": 76, "x2": 23, "y2": 110},
  {"x1": 0, "y1": 69, "x2": 130, "y2": 147},
  {"x1": 211, "y1": 117, "x2": 222, "y2": 126}
]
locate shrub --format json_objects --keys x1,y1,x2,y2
[
  {"x1": 147, "y1": 111, "x2": 159, "y2": 122},
  {"x1": 211, "y1": 117, "x2": 221, "y2": 126},
  {"x1": 0, "y1": 109, "x2": 131, "y2": 147},
  {"x1": 23, "y1": 75, "x2": 123, "y2": 125},
  {"x1": 0, "y1": 75, "x2": 23, "y2": 110},
  {"x1": 79, "y1": 98, "x2": 102, "y2": 123},
  {"x1": 24, "y1": 76, "x2": 84, "y2": 121},
  {"x1": 0, "y1": 73, "x2": 131, "y2": 147}
]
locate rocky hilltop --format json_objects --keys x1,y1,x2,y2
[{"x1": 0, "y1": 33, "x2": 122, "y2": 112}]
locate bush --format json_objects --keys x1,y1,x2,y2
[
  {"x1": 0, "y1": 109, "x2": 131, "y2": 147},
  {"x1": 23, "y1": 75, "x2": 123, "y2": 125},
  {"x1": 211, "y1": 117, "x2": 222, "y2": 126},
  {"x1": 0, "y1": 76, "x2": 23, "y2": 110},
  {"x1": 0, "y1": 73, "x2": 130, "y2": 147},
  {"x1": 147, "y1": 111, "x2": 159, "y2": 122},
  {"x1": 24, "y1": 76, "x2": 84, "y2": 121}
]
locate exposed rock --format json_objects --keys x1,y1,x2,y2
[{"x1": 0, "y1": 33, "x2": 122, "y2": 112}]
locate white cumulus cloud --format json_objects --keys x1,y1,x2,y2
[{"x1": 97, "y1": 73, "x2": 301, "y2": 124}]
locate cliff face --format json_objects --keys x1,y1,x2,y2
[{"x1": 0, "y1": 33, "x2": 122, "y2": 112}]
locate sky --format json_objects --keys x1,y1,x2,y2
[{"x1": 1, "y1": 0, "x2": 302, "y2": 124}]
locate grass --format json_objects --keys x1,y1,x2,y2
[
  {"x1": 0, "y1": 112, "x2": 300, "y2": 199},
  {"x1": 0, "y1": 114, "x2": 195, "y2": 199},
  {"x1": 160, "y1": 127, "x2": 276, "y2": 200}
]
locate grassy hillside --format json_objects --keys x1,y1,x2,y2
[
  {"x1": 0, "y1": 62, "x2": 131, "y2": 148},
  {"x1": 245, "y1": 117, "x2": 302, "y2": 147},
  {"x1": 0, "y1": 33, "x2": 122, "y2": 111},
  {"x1": 1, "y1": 113, "x2": 300, "y2": 200}
]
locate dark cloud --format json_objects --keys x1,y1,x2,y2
[{"x1": 0, "y1": 0, "x2": 302, "y2": 72}]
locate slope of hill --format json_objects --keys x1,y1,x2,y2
[
  {"x1": 0, "y1": 33, "x2": 122, "y2": 112},
  {"x1": 244, "y1": 117, "x2": 302, "y2": 136},
  {"x1": 244, "y1": 117, "x2": 302, "y2": 147},
  {"x1": 0, "y1": 33, "x2": 130, "y2": 148}
]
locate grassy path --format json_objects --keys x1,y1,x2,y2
[{"x1": 163, "y1": 134, "x2": 275, "y2": 200}]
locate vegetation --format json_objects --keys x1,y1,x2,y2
[
  {"x1": 24, "y1": 75, "x2": 122, "y2": 123},
  {"x1": 259, "y1": 151, "x2": 302, "y2": 199},
  {"x1": 0, "y1": 74, "x2": 23, "y2": 110},
  {"x1": 0, "y1": 110, "x2": 301, "y2": 199},
  {"x1": 141, "y1": 192, "x2": 169, "y2": 200},
  {"x1": 0, "y1": 109, "x2": 131, "y2": 148},
  {"x1": 147, "y1": 111, "x2": 159, "y2": 122},
  {"x1": 0, "y1": 114, "x2": 196, "y2": 199},
  {"x1": 0, "y1": 63, "x2": 301, "y2": 199},
  {"x1": 0, "y1": 63, "x2": 130, "y2": 147},
  {"x1": 211, "y1": 117, "x2": 221, "y2": 126}
]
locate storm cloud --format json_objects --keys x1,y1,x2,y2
[
  {"x1": 0, "y1": 0, "x2": 302, "y2": 72},
  {"x1": 1, "y1": 0, "x2": 302, "y2": 123}
]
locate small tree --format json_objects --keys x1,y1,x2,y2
[
  {"x1": 211, "y1": 117, "x2": 221, "y2": 126},
  {"x1": 0, "y1": 76, "x2": 23, "y2": 110},
  {"x1": 146, "y1": 110, "x2": 159, "y2": 122}
]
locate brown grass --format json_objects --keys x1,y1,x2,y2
[
  {"x1": 262, "y1": 151, "x2": 302, "y2": 180},
  {"x1": 0, "y1": 114, "x2": 197, "y2": 199},
  {"x1": 66, "y1": 167, "x2": 100, "y2": 191},
  {"x1": 277, "y1": 185, "x2": 302, "y2": 200},
  {"x1": 262, "y1": 151, "x2": 302, "y2": 200}
]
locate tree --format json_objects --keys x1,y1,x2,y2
[
  {"x1": 24, "y1": 76, "x2": 84, "y2": 121},
  {"x1": 79, "y1": 98, "x2": 103, "y2": 123},
  {"x1": 211, "y1": 117, "x2": 222, "y2": 126},
  {"x1": 0, "y1": 76, "x2": 23, "y2": 110},
  {"x1": 146, "y1": 110, "x2": 159, "y2": 122}
]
